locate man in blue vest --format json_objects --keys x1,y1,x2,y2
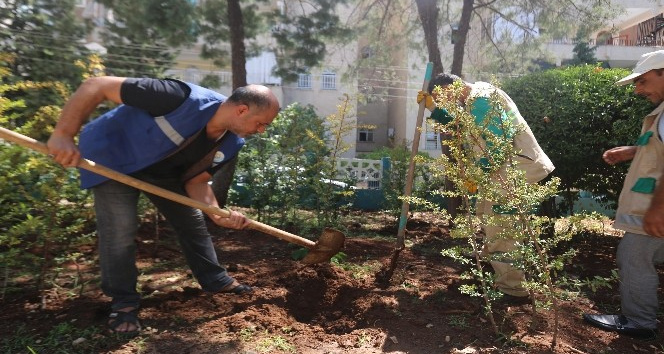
[{"x1": 47, "y1": 76, "x2": 281, "y2": 335}]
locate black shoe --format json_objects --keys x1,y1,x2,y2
[{"x1": 583, "y1": 314, "x2": 657, "y2": 341}]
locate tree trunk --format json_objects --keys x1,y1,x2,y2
[
  {"x1": 415, "y1": 0, "x2": 464, "y2": 219},
  {"x1": 414, "y1": 0, "x2": 443, "y2": 75},
  {"x1": 217, "y1": 0, "x2": 247, "y2": 205},
  {"x1": 448, "y1": 0, "x2": 475, "y2": 219},
  {"x1": 227, "y1": 0, "x2": 247, "y2": 89},
  {"x1": 451, "y1": 0, "x2": 474, "y2": 76}
]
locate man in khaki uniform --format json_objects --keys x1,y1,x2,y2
[
  {"x1": 584, "y1": 50, "x2": 664, "y2": 341},
  {"x1": 418, "y1": 73, "x2": 555, "y2": 298}
]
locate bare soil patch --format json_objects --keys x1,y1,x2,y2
[{"x1": 1, "y1": 211, "x2": 663, "y2": 353}]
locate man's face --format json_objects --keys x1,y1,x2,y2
[
  {"x1": 633, "y1": 70, "x2": 664, "y2": 104},
  {"x1": 432, "y1": 85, "x2": 463, "y2": 107},
  {"x1": 235, "y1": 105, "x2": 279, "y2": 138}
]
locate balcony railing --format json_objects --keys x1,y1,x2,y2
[{"x1": 549, "y1": 36, "x2": 661, "y2": 48}]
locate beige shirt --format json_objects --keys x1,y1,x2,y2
[
  {"x1": 470, "y1": 82, "x2": 555, "y2": 183},
  {"x1": 614, "y1": 102, "x2": 664, "y2": 235}
]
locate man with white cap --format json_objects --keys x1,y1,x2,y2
[{"x1": 583, "y1": 50, "x2": 664, "y2": 341}]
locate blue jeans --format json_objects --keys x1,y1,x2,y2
[
  {"x1": 93, "y1": 177, "x2": 235, "y2": 311},
  {"x1": 617, "y1": 232, "x2": 664, "y2": 329}
]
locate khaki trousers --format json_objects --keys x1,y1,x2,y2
[{"x1": 477, "y1": 199, "x2": 529, "y2": 297}]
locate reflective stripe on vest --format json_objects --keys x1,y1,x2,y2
[{"x1": 155, "y1": 116, "x2": 185, "y2": 145}]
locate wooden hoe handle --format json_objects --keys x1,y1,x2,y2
[{"x1": 0, "y1": 127, "x2": 316, "y2": 249}]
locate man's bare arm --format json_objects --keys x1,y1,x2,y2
[
  {"x1": 184, "y1": 171, "x2": 249, "y2": 230},
  {"x1": 602, "y1": 146, "x2": 637, "y2": 165},
  {"x1": 47, "y1": 76, "x2": 126, "y2": 167}
]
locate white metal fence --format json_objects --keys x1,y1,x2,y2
[{"x1": 336, "y1": 158, "x2": 383, "y2": 189}]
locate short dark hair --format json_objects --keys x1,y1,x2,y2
[
  {"x1": 428, "y1": 73, "x2": 462, "y2": 93},
  {"x1": 227, "y1": 85, "x2": 273, "y2": 110}
]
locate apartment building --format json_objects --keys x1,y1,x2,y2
[{"x1": 73, "y1": 0, "x2": 664, "y2": 159}]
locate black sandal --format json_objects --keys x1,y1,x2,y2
[
  {"x1": 108, "y1": 308, "x2": 141, "y2": 335},
  {"x1": 219, "y1": 281, "x2": 253, "y2": 295}
]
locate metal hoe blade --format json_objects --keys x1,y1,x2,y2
[{"x1": 301, "y1": 228, "x2": 346, "y2": 264}]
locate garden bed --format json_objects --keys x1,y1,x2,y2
[{"x1": 1, "y1": 211, "x2": 662, "y2": 353}]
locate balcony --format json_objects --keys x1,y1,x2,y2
[{"x1": 545, "y1": 38, "x2": 661, "y2": 68}]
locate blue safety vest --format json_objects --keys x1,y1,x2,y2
[{"x1": 78, "y1": 83, "x2": 245, "y2": 189}]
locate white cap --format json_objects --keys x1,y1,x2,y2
[{"x1": 616, "y1": 50, "x2": 664, "y2": 86}]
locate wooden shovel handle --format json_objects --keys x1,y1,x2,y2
[
  {"x1": 0, "y1": 127, "x2": 316, "y2": 248},
  {"x1": 396, "y1": 62, "x2": 434, "y2": 247}
]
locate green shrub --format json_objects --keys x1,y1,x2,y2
[
  {"x1": 504, "y1": 65, "x2": 652, "y2": 212},
  {"x1": 421, "y1": 79, "x2": 566, "y2": 345},
  {"x1": 0, "y1": 65, "x2": 95, "y2": 297},
  {"x1": 233, "y1": 102, "x2": 354, "y2": 230}
]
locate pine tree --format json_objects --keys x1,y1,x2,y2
[
  {"x1": 96, "y1": 0, "x2": 197, "y2": 77},
  {"x1": 269, "y1": 0, "x2": 353, "y2": 82},
  {"x1": 570, "y1": 36, "x2": 598, "y2": 65},
  {"x1": 0, "y1": 0, "x2": 89, "y2": 87}
]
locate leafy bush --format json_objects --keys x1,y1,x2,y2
[
  {"x1": 420, "y1": 80, "x2": 567, "y2": 345},
  {"x1": 0, "y1": 137, "x2": 96, "y2": 296},
  {"x1": 503, "y1": 65, "x2": 652, "y2": 212},
  {"x1": 232, "y1": 102, "x2": 354, "y2": 230},
  {"x1": 0, "y1": 63, "x2": 96, "y2": 298}
]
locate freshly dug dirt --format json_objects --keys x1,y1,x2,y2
[{"x1": 1, "y1": 211, "x2": 663, "y2": 353}]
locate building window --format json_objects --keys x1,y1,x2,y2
[
  {"x1": 425, "y1": 122, "x2": 439, "y2": 150},
  {"x1": 358, "y1": 128, "x2": 374, "y2": 142},
  {"x1": 297, "y1": 73, "x2": 312, "y2": 89},
  {"x1": 425, "y1": 132, "x2": 439, "y2": 150},
  {"x1": 321, "y1": 71, "x2": 336, "y2": 90}
]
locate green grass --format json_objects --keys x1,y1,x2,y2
[
  {"x1": 447, "y1": 315, "x2": 470, "y2": 329},
  {"x1": 332, "y1": 255, "x2": 382, "y2": 280},
  {"x1": 255, "y1": 334, "x2": 295, "y2": 353},
  {"x1": 2, "y1": 322, "x2": 115, "y2": 354}
]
